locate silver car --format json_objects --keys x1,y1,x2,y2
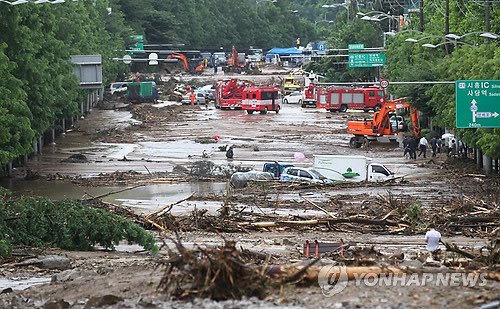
[{"x1": 182, "y1": 91, "x2": 207, "y2": 105}]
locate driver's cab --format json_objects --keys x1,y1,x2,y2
[{"x1": 367, "y1": 163, "x2": 393, "y2": 182}]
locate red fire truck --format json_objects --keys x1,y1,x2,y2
[
  {"x1": 322, "y1": 86, "x2": 386, "y2": 112},
  {"x1": 215, "y1": 79, "x2": 246, "y2": 110},
  {"x1": 241, "y1": 85, "x2": 282, "y2": 114},
  {"x1": 301, "y1": 85, "x2": 317, "y2": 108}
]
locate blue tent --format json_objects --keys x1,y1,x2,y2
[{"x1": 266, "y1": 47, "x2": 302, "y2": 55}]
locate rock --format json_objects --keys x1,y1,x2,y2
[
  {"x1": 282, "y1": 238, "x2": 294, "y2": 246},
  {"x1": 84, "y1": 295, "x2": 123, "y2": 308},
  {"x1": 16, "y1": 255, "x2": 71, "y2": 270},
  {"x1": 61, "y1": 154, "x2": 88, "y2": 163},
  {"x1": 51, "y1": 270, "x2": 98, "y2": 282},
  {"x1": 399, "y1": 259, "x2": 423, "y2": 270},
  {"x1": 423, "y1": 259, "x2": 442, "y2": 267},
  {"x1": 1, "y1": 288, "x2": 13, "y2": 294},
  {"x1": 44, "y1": 299, "x2": 70, "y2": 309}
]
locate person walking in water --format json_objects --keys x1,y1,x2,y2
[
  {"x1": 225, "y1": 146, "x2": 234, "y2": 159},
  {"x1": 418, "y1": 136, "x2": 428, "y2": 158}
]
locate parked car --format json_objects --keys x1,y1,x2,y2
[
  {"x1": 283, "y1": 92, "x2": 303, "y2": 104},
  {"x1": 182, "y1": 91, "x2": 208, "y2": 105},
  {"x1": 389, "y1": 115, "x2": 405, "y2": 131},
  {"x1": 205, "y1": 89, "x2": 216, "y2": 102},
  {"x1": 279, "y1": 167, "x2": 332, "y2": 183},
  {"x1": 109, "y1": 82, "x2": 128, "y2": 95}
]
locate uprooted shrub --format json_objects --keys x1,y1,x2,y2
[
  {"x1": 0, "y1": 192, "x2": 158, "y2": 256},
  {"x1": 159, "y1": 238, "x2": 268, "y2": 300}
]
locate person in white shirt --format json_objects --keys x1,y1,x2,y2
[
  {"x1": 425, "y1": 224, "x2": 442, "y2": 259},
  {"x1": 418, "y1": 136, "x2": 428, "y2": 158}
]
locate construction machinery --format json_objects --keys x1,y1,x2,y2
[
  {"x1": 347, "y1": 98, "x2": 420, "y2": 148},
  {"x1": 165, "y1": 53, "x2": 203, "y2": 74},
  {"x1": 223, "y1": 46, "x2": 246, "y2": 73},
  {"x1": 215, "y1": 79, "x2": 247, "y2": 110}
]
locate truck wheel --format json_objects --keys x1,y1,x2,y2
[
  {"x1": 247, "y1": 110, "x2": 254, "y2": 114},
  {"x1": 284, "y1": 99, "x2": 288, "y2": 104},
  {"x1": 349, "y1": 137, "x2": 362, "y2": 148},
  {"x1": 275, "y1": 105, "x2": 280, "y2": 114},
  {"x1": 374, "y1": 104, "x2": 382, "y2": 111},
  {"x1": 260, "y1": 107, "x2": 268, "y2": 114},
  {"x1": 298, "y1": 99, "x2": 302, "y2": 105},
  {"x1": 362, "y1": 137, "x2": 370, "y2": 148},
  {"x1": 340, "y1": 105, "x2": 348, "y2": 112}
]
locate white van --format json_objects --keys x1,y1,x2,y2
[{"x1": 109, "y1": 82, "x2": 128, "y2": 95}]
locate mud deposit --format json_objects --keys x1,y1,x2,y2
[{"x1": 1, "y1": 77, "x2": 499, "y2": 308}]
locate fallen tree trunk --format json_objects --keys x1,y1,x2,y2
[
  {"x1": 241, "y1": 217, "x2": 401, "y2": 229},
  {"x1": 265, "y1": 265, "x2": 405, "y2": 282}
]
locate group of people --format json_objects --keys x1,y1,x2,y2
[{"x1": 403, "y1": 136, "x2": 443, "y2": 159}]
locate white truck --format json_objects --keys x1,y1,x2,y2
[{"x1": 313, "y1": 155, "x2": 393, "y2": 182}]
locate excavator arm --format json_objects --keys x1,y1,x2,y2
[
  {"x1": 410, "y1": 107, "x2": 421, "y2": 137},
  {"x1": 166, "y1": 53, "x2": 189, "y2": 72}
]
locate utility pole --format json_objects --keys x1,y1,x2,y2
[
  {"x1": 419, "y1": 0, "x2": 424, "y2": 32},
  {"x1": 485, "y1": 0, "x2": 490, "y2": 48},
  {"x1": 445, "y1": 0, "x2": 450, "y2": 54}
]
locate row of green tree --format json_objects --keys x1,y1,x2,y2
[
  {"x1": 304, "y1": 0, "x2": 500, "y2": 159},
  {"x1": 0, "y1": 0, "x2": 316, "y2": 173}
]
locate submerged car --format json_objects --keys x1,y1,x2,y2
[{"x1": 279, "y1": 167, "x2": 332, "y2": 183}]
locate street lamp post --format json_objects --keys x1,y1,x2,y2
[
  {"x1": 322, "y1": 2, "x2": 349, "y2": 21},
  {"x1": 405, "y1": 32, "x2": 499, "y2": 50},
  {"x1": 315, "y1": 19, "x2": 334, "y2": 28},
  {"x1": 422, "y1": 41, "x2": 477, "y2": 49}
]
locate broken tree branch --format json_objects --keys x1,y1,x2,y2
[{"x1": 83, "y1": 184, "x2": 145, "y2": 201}]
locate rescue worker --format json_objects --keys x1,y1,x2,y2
[
  {"x1": 418, "y1": 136, "x2": 428, "y2": 158},
  {"x1": 429, "y1": 137, "x2": 437, "y2": 157},
  {"x1": 402, "y1": 136, "x2": 410, "y2": 158},
  {"x1": 408, "y1": 136, "x2": 418, "y2": 160},
  {"x1": 190, "y1": 91, "x2": 196, "y2": 106},
  {"x1": 226, "y1": 146, "x2": 234, "y2": 159}
]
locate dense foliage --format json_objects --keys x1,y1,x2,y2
[{"x1": 0, "y1": 188, "x2": 158, "y2": 255}]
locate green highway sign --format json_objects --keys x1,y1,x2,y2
[
  {"x1": 348, "y1": 53, "x2": 386, "y2": 67},
  {"x1": 456, "y1": 80, "x2": 500, "y2": 128},
  {"x1": 348, "y1": 44, "x2": 364, "y2": 50},
  {"x1": 130, "y1": 35, "x2": 144, "y2": 41}
]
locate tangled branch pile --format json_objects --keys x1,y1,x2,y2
[{"x1": 158, "y1": 238, "x2": 268, "y2": 300}]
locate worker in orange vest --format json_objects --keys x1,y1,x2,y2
[{"x1": 190, "y1": 91, "x2": 195, "y2": 105}]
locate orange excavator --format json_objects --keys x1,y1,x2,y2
[
  {"x1": 165, "y1": 53, "x2": 203, "y2": 74},
  {"x1": 223, "y1": 46, "x2": 247, "y2": 73},
  {"x1": 347, "y1": 98, "x2": 420, "y2": 148}
]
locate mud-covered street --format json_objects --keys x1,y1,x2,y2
[{"x1": 0, "y1": 74, "x2": 499, "y2": 309}]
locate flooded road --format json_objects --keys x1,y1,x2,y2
[{"x1": 3, "y1": 99, "x2": 456, "y2": 214}]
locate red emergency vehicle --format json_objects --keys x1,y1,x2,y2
[
  {"x1": 301, "y1": 85, "x2": 317, "y2": 108},
  {"x1": 322, "y1": 86, "x2": 386, "y2": 112},
  {"x1": 241, "y1": 85, "x2": 282, "y2": 114},
  {"x1": 215, "y1": 79, "x2": 246, "y2": 110}
]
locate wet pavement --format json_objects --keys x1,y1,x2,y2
[{"x1": 3, "y1": 99, "x2": 457, "y2": 214}]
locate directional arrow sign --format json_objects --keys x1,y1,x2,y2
[{"x1": 456, "y1": 80, "x2": 500, "y2": 128}]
